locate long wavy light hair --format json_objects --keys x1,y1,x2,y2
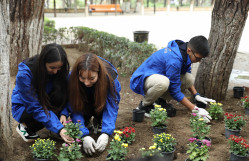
[{"x1": 69, "y1": 53, "x2": 115, "y2": 114}]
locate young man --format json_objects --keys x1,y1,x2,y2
[{"x1": 130, "y1": 35, "x2": 215, "y2": 122}]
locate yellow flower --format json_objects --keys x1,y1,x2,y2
[
  {"x1": 154, "y1": 104, "x2": 161, "y2": 108},
  {"x1": 141, "y1": 148, "x2": 145, "y2": 150},
  {"x1": 114, "y1": 134, "x2": 120, "y2": 141},
  {"x1": 149, "y1": 146, "x2": 156, "y2": 150},
  {"x1": 153, "y1": 143, "x2": 157, "y2": 146},
  {"x1": 158, "y1": 147, "x2": 161, "y2": 151},
  {"x1": 122, "y1": 143, "x2": 128, "y2": 148},
  {"x1": 199, "y1": 118, "x2": 204, "y2": 121},
  {"x1": 218, "y1": 103, "x2": 222, "y2": 106},
  {"x1": 158, "y1": 108, "x2": 164, "y2": 111}
]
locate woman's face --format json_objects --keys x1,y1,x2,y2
[
  {"x1": 45, "y1": 61, "x2": 63, "y2": 75},
  {"x1": 79, "y1": 70, "x2": 98, "y2": 87}
]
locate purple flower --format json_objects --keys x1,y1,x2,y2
[
  {"x1": 76, "y1": 138, "x2": 81, "y2": 143},
  {"x1": 188, "y1": 138, "x2": 197, "y2": 143},
  {"x1": 64, "y1": 143, "x2": 68, "y2": 147},
  {"x1": 65, "y1": 121, "x2": 69, "y2": 124},
  {"x1": 191, "y1": 113, "x2": 197, "y2": 116}
]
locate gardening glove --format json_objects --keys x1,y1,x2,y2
[
  {"x1": 96, "y1": 133, "x2": 109, "y2": 152},
  {"x1": 83, "y1": 136, "x2": 96, "y2": 155},
  {"x1": 195, "y1": 95, "x2": 216, "y2": 104},
  {"x1": 60, "y1": 128, "x2": 74, "y2": 144},
  {"x1": 192, "y1": 106, "x2": 212, "y2": 123}
]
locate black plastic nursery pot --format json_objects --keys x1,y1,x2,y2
[
  {"x1": 133, "y1": 31, "x2": 149, "y2": 43},
  {"x1": 132, "y1": 109, "x2": 145, "y2": 122},
  {"x1": 233, "y1": 86, "x2": 244, "y2": 99},
  {"x1": 152, "y1": 125, "x2": 167, "y2": 134}
]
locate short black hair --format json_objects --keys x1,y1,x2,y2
[{"x1": 188, "y1": 35, "x2": 210, "y2": 57}]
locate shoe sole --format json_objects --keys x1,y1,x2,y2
[{"x1": 16, "y1": 126, "x2": 36, "y2": 143}]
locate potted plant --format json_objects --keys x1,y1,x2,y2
[
  {"x1": 190, "y1": 111, "x2": 211, "y2": 141},
  {"x1": 30, "y1": 138, "x2": 56, "y2": 161},
  {"x1": 150, "y1": 104, "x2": 168, "y2": 134},
  {"x1": 186, "y1": 138, "x2": 211, "y2": 161},
  {"x1": 224, "y1": 113, "x2": 246, "y2": 138},
  {"x1": 114, "y1": 127, "x2": 135, "y2": 144},
  {"x1": 139, "y1": 144, "x2": 163, "y2": 158},
  {"x1": 208, "y1": 102, "x2": 224, "y2": 120},
  {"x1": 241, "y1": 96, "x2": 249, "y2": 115},
  {"x1": 107, "y1": 134, "x2": 128, "y2": 161},
  {"x1": 228, "y1": 135, "x2": 249, "y2": 161},
  {"x1": 132, "y1": 108, "x2": 145, "y2": 122},
  {"x1": 153, "y1": 133, "x2": 176, "y2": 161}
]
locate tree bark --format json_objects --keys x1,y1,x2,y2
[
  {"x1": 9, "y1": 0, "x2": 44, "y2": 76},
  {"x1": 0, "y1": 0, "x2": 13, "y2": 159},
  {"x1": 195, "y1": 0, "x2": 249, "y2": 101}
]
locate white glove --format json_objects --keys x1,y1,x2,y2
[
  {"x1": 96, "y1": 133, "x2": 109, "y2": 152},
  {"x1": 192, "y1": 106, "x2": 212, "y2": 123},
  {"x1": 83, "y1": 136, "x2": 96, "y2": 155},
  {"x1": 195, "y1": 95, "x2": 216, "y2": 104}
]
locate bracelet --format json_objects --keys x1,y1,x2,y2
[{"x1": 194, "y1": 92, "x2": 200, "y2": 98}]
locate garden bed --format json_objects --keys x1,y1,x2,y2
[{"x1": 8, "y1": 48, "x2": 249, "y2": 161}]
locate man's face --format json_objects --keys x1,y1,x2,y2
[{"x1": 187, "y1": 48, "x2": 204, "y2": 63}]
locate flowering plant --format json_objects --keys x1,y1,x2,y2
[
  {"x1": 150, "y1": 104, "x2": 168, "y2": 128},
  {"x1": 139, "y1": 144, "x2": 163, "y2": 158},
  {"x1": 152, "y1": 133, "x2": 176, "y2": 152},
  {"x1": 107, "y1": 134, "x2": 128, "y2": 161},
  {"x1": 224, "y1": 113, "x2": 246, "y2": 130},
  {"x1": 208, "y1": 102, "x2": 224, "y2": 120},
  {"x1": 64, "y1": 119, "x2": 83, "y2": 139},
  {"x1": 190, "y1": 111, "x2": 210, "y2": 140},
  {"x1": 186, "y1": 138, "x2": 211, "y2": 161},
  {"x1": 228, "y1": 135, "x2": 249, "y2": 157},
  {"x1": 241, "y1": 96, "x2": 249, "y2": 109},
  {"x1": 57, "y1": 141, "x2": 83, "y2": 161},
  {"x1": 114, "y1": 127, "x2": 135, "y2": 144},
  {"x1": 30, "y1": 138, "x2": 56, "y2": 160}
]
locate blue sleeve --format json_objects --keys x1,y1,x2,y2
[
  {"x1": 101, "y1": 78, "x2": 121, "y2": 135},
  {"x1": 16, "y1": 66, "x2": 63, "y2": 134},
  {"x1": 166, "y1": 62, "x2": 185, "y2": 102}
]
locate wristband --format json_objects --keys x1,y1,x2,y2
[{"x1": 194, "y1": 92, "x2": 200, "y2": 98}]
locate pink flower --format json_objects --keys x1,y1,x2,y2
[
  {"x1": 189, "y1": 138, "x2": 198, "y2": 143},
  {"x1": 202, "y1": 139, "x2": 211, "y2": 147},
  {"x1": 77, "y1": 120, "x2": 81, "y2": 122},
  {"x1": 192, "y1": 113, "x2": 197, "y2": 116},
  {"x1": 76, "y1": 138, "x2": 81, "y2": 143},
  {"x1": 64, "y1": 143, "x2": 68, "y2": 147}
]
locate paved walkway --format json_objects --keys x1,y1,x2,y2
[{"x1": 45, "y1": 11, "x2": 249, "y2": 54}]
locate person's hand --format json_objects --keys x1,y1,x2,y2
[
  {"x1": 59, "y1": 128, "x2": 74, "y2": 143},
  {"x1": 83, "y1": 136, "x2": 96, "y2": 155},
  {"x1": 195, "y1": 95, "x2": 216, "y2": 104},
  {"x1": 192, "y1": 106, "x2": 212, "y2": 123},
  {"x1": 60, "y1": 115, "x2": 67, "y2": 125},
  {"x1": 96, "y1": 133, "x2": 109, "y2": 152}
]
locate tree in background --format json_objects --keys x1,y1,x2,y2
[
  {"x1": 195, "y1": 0, "x2": 249, "y2": 101},
  {"x1": 0, "y1": 0, "x2": 44, "y2": 159}
]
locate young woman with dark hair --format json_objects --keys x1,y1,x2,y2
[
  {"x1": 12, "y1": 43, "x2": 73, "y2": 143},
  {"x1": 68, "y1": 53, "x2": 121, "y2": 155}
]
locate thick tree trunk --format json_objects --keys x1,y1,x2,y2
[
  {"x1": 0, "y1": 0, "x2": 13, "y2": 159},
  {"x1": 9, "y1": 0, "x2": 44, "y2": 76},
  {"x1": 195, "y1": 0, "x2": 249, "y2": 101}
]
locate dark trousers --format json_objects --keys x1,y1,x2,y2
[
  {"x1": 84, "y1": 106, "x2": 103, "y2": 125},
  {"x1": 19, "y1": 110, "x2": 44, "y2": 132}
]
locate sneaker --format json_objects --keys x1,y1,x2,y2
[
  {"x1": 137, "y1": 101, "x2": 155, "y2": 117},
  {"x1": 155, "y1": 98, "x2": 176, "y2": 117},
  {"x1": 93, "y1": 118, "x2": 102, "y2": 134},
  {"x1": 16, "y1": 124, "x2": 40, "y2": 142}
]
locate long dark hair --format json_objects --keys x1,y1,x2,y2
[
  {"x1": 25, "y1": 43, "x2": 69, "y2": 114},
  {"x1": 69, "y1": 53, "x2": 115, "y2": 114}
]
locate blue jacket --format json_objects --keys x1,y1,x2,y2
[
  {"x1": 67, "y1": 57, "x2": 121, "y2": 137},
  {"x1": 12, "y1": 62, "x2": 69, "y2": 134},
  {"x1": 130, "y1": 40, "x2": 191, "y2": 102}
]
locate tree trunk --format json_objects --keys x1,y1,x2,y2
[
  {"x1": 195, "y1": 0, "x2": 249, "y2": 101},
  {"x1": 9, "y1": 0, "x2": 44, "y2": 76},
  {"x1": 0, "y1": 0, "x2": 13, "y2": 159}
]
